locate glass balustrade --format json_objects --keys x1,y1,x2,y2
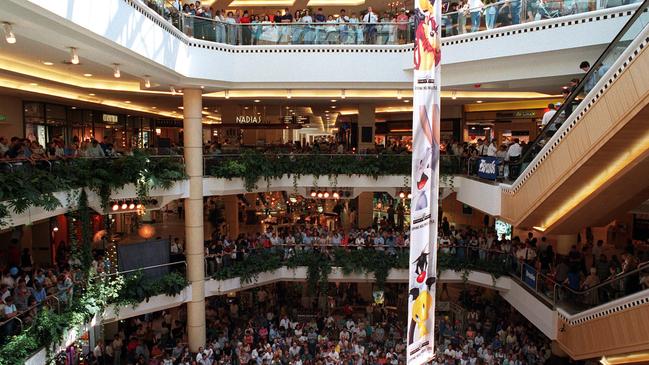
[{"x1": 139, "y1": 0, "x2": 639, "y2": 45}]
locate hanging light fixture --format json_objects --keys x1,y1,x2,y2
[
  {"x1": 144, "y1": 76, "x2": 151, "y2": 88},
  {"x1": 70, "y1": 47, "x2": 80, "y2": 64},
  {"x1": 170, "y1": 86, "x2": 177, "y2": 95},
  {"x1": 3, "y1": 22, "x2": 16, "y2": 44},
  {"x1": 341, "y1": 90, "x2": 346, "y2": 99},
  {"x1": 224, "y1": 90, "x2": 230, "y2": 99},
  {"x1": 451, "y1": 91, "x2": 457, "y2": 100},
  {"x1": 286, "y1": 89, "x2": 292, "y2": 99},
  {"x1": 396, "y1": 90, "x2": 402, "y2": 100},
  {"x1": 112, "y1": 64, "x2": 121, "y2": 78}
]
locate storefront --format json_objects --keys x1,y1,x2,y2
[
  {"x1": 22, "y1": 101, "x2": 182, "y2": 149},
  {"x1": 463, "y1": 108, "x2": 545, "y2": 145}
]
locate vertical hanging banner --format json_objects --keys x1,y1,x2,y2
[{"x1": 407, "y1": 0, "x2": 441, "y2": 362}]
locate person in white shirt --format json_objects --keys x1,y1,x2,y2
[
  {"x1": 362, "y1": 7, "x2": 378, "y2": 43},
  {"x1": 487, "y1": 140, "x2": 498, "y2": 157},
  {"x1": 541, "y1": 103, "x2": 557, "y2": 129},
  {"x1": 85, "y1": 139, "x2": 105, "y2": 158},
  {"x1": 506, "y1": 138, "x2": 522, "y2": 177}
]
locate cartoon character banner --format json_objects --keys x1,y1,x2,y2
[{"x1": 407, "y1": 0, "x2": 441, "y2": 362}]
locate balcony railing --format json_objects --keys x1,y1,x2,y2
[{"x1": 140, "y1": 0, "x2": 637, "y2": 46}]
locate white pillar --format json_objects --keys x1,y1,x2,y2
[{"x1": 183, "y1": 89, "x2": 206, "y2": 351}]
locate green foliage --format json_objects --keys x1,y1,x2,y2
[
  {"x1": 114, "y1": 271, "x2": 188, "y2": 307},
  {"x1": 0, "y1": 152, "x2": 186, "y2": 226},
  {"x1": 209, "y1": 152, "x2": 411, "y2": 191}
]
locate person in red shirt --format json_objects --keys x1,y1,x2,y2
[{"x1": 240, "y1": 10, "x2": 252, "y2": 45}]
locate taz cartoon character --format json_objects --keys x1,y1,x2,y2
[{"x1": 408, "y1": 276, "x2": 436, "y2": 344}]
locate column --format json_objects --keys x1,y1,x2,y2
[
  {"x1": 357, "y1": 192, "x2": 374, "y2": 229},
  {"x1": 223, "y1": 195, "x2": 240, "y2": 239},
  {"x1": 183, "y1": 89, "x2": 206, "y2": 351},
  {"x1": 357, "y1": 104, "x2": 375, "y2": 152},
  {"x1": 555, "y1": 234, "x2": 578, "y2": 256}
]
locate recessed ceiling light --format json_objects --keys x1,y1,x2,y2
[
  {"x1": 152, "y1": 106, "x2": 157, "y2": 109},
  {"x1": 203, "y1": 107, "x2": 208, "y2": 110},
  {"x1": 254, "y1": 99, "x2": 260, "y2": 103},
  {"x1": 42, "y1": 61, "x2": 54, "y2": 66},
  {"x1": 88, "y1": 93, "x2": 95, "y2": 96},
  {"x1": 71, "y1": 106, "x2": 77, "y2": 109},
  {"x1": 331, "y1": 106, "x2": 336, "y2": 109},
  {"x1": 70, "y1": 47, "x2": 79, "y2": 65},
  {"x1": 29, "y1": 82, "x2": 38, "y2": 86},
  {"x1": 177, "y1": 106, "x2": 184, "y2": 109},
  {"x1": 83, "y1": 73, "x2": 92, "y2": 77},
  {"x1": 476, "y1": 100, "x2": 483, "y2": 103},
  {"x1": 404, "y1": 99, "x2": 409, "y2": 103},
  {"x1": 113, "y1": 64, "x2": 121, "y2": 78},
  {"x1": 330, "y1": 99, "x2": 336, "y2": 102},
  {"x1": 244, "y1": 106, "x2": 249, "y2": 110},
  {"x1": 125, "y1": 100, "x2": 131, "y2": 103}
]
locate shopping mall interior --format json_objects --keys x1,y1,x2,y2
[{"x1": 0, "y1": 0, "x2": 649, "y2": 364}]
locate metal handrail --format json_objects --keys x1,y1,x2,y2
[{"x1": 104, "y1": 260, "x2": 187, "y2": 277}]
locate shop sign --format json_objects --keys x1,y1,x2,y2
[
  {"x1": 103, "y1": 114, "x2": 119, "y2": 124},
  {"x1": 495, "y1": 110, "x2": 538, "y2": 119},
  {"x1": 476, "y1": 156, "x2": 502, "y2": 180},
  {"x1": 236, "y1": 115, "x2": 265, "y2": 124}
]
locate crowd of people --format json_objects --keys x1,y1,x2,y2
[
  {"x1": 0, "y1": 242, "x2": 79, "y2": 340},
  {"x1": 0, "y1": 135, "x2": 128, "y2": 161},
  {"x1": 88, "y1": 277, "x2": 558, "y2": 365}
]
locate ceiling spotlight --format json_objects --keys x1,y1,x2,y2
[
  {"x1": 404, "y1": 99, "x2": 409, "y2": 103},
  {"x1": 29, "y1": 83, "x2": 38, "y2": 86},
  {"x1": 254, "y1": 99, "x2": 260, "y2": 103},
  {"x1": 70, "y1": 47, "x2": 80, "y2": 65},
  {"x1": 3, "y1": 23, "x2": 16, "y2": 44},
  {"x1": 332, "y1": 192, "x2": 340, "y2": 199},
  {"x1": 397, "y1": 90, "x2": 402, "y2": 99},
  {"x1": 112, "y1": 64, "x2": 121, "y2": 78},
  {"x1": 399, "y1": 191, "x2": 406, "y2": 199},
  {"x1": 323, "y1": 191, "x2": 330, "y2": 198},
  {"x1": 407, "y1": 193, "x2": 412, "y2": 199},
  {"x1": 317, "y1": 191, "x2": 323, "y2": 198},
  {"x1": 451, "y1": 91, "x2": 457, "y2": 100},
  {"x1": 128, "y1": 202, "x2": 135, "y2": 209},
  {"x1": 224, "y1": 90, "x2": 230, "y2": 99},
  {"x1": 476, "y1": 100, "x2": 483, "y2": 103},
  {"x1": 170, "y1": 86, "x2": 176, "y2": 95},
  {"x1": 42, "y1": 61, "x2": 54, "y2": 66},
  {"x1": 88, "y1": 93, "x2": 95, "y2": 96},
  {"x1": 331, "y1": 106, "x2": 336, "y2": 109},
  {"x1": 125, "y1": 100, "x2": 131, "y2": 104},
  {"x1": 144, "y1": 76, "x2": 151, "y2": 88},
  {"x1": 83, "y1": 73, "x2": 93, "y2": 77},
  {"x1": 136, "y1": 203, "x2": 143, "y2": 209},
  {"x1": 121, "y1": 202, "x2": 128, "y2": 210},
  {"x1": 112, "y1": 203, "x2": 119, "y2": 211},
  {"x1": 310, "y1": 190, "x2": 317, "y2": 198},
  {"x1": 341, "y1": 90, "x2": 346, "y2": 99},
  {"x1": 331, "y1": 99, "x2": 336, "y2": 103},
  {"x1": 286, "y1": 90, "x2": 292, "y2": 99}
]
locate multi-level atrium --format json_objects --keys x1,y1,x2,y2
[{"x1": 1, "y1": 0, "x2": 649, "y2": 364}]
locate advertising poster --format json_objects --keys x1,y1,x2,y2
[{"x1": 407, "y1": 0, "x2": 441, "y2": 362}]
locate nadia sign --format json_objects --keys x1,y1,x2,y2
[{"x1": 408, "y1": 0, "x2": 441, "y2": 362}]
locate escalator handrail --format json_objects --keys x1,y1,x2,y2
[{"x1": 508, "y1": 0, "x2": 649, "y2": 185}]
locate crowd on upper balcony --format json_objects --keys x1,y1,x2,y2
[
  {"x1": 144, "y1": 0, "x2": 631, "y2": 46},
  {"x1": 0, "y1": 135, "x2": 135, "y2": 161}
]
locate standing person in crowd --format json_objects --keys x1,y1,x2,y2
[
  {"x1": 362, "y1": 7, "x2": 378, "y2": 43},
  {"x1": 506, "y1": 138, "x2": 522, "y2": 178},
  {"x1": 468, "y1": 0, "x2": 484, "y2": 32}
]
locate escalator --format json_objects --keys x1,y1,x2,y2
[{"x1": 498, "y1": 0, "x2": 649, "y2": 233}]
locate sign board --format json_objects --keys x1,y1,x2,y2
[
  {"x1": 476, "y1": 156, "x2": 502, "y2": 180},
  {"x1": 523, "y1": 264, "x2": 537, "y2": 289},
  {"x1": 235, "y1": 115, "x2": 265, "y2": 124},
  {"x1": 102, "y1": 114, "x2": 119, "y2": 124}
]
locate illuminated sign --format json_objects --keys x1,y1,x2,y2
[{"x1": 236, "y1": 115, "x2": 264, "y2": 124}]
